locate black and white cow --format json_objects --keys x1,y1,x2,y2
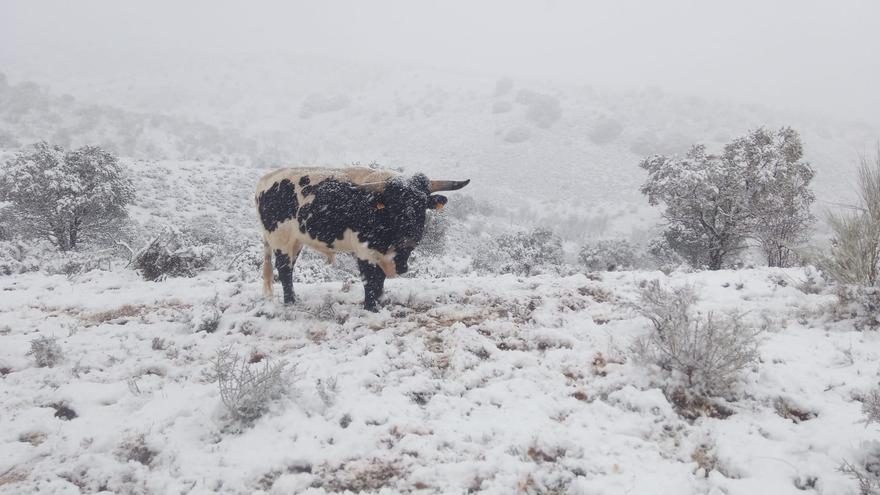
[{"x1": 255, "y1": 167, "x2": 469, "y2": 311}]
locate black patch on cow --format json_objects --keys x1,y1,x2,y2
[
  {"x1": 296, "y1": 175, "x2": 434, "y2": 256},
  {"x1": 274, "y1": 250, "x2": 295, "y2": 304},
  {"x1": 299, "y1": 176, "x2": 310, "y2": 186},
  {"x1": 258, "y1": 179, "x2": 298, "y2": 232},
  {"x1": 296, "y1": 178, "x2": 384, "y2": 249}
]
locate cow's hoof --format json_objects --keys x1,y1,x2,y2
[{"x1": 364, "y1": 302, "x2": 379, "y2": 312}]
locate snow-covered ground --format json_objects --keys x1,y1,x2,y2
[{"x1": 1, "y1": 262, "x2": 877, "y2": 494}]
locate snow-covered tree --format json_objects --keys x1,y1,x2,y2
[
  {"x1": 640, "y1": 144, "x2": 752, "y2": 269},
  {"x1": 0, "y1": 142, "x2": 135, "y2": 250},
  {"x1": 640, "y1": 127, "x2": 815, "y2": 269},
  {"x1": 724, "y1": 127, "x2": 815, "y2": 267}
]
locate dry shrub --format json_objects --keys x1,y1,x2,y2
[
  {"x1": 213, "y1": 347, "x2": 288, "y2": 422},
  {"x1": 773, "y1": 397, "x2": 817, "y2": 423},
  {"x1": 27, "y1": 336, "x2": 63, "y2": 368},
  {"x1": 864, "y1": 389, "x2": 880, "y2": 426},
  {"x1": 115, "y1": 434, "x2": 157, "y2": 467},
  {"x1": 133, "y1": 227, "x2": 214, "y2": 281},
  {"x1": 633, "y1": 280, "x2": 760, "y2": 397}
]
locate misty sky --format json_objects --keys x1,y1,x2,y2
[{"x1": 2, "y1": 0, "x2": 878, "y2": 123}]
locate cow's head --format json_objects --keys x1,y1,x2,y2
[{"x1": 358, "y1": 173, "x2": 469, "y2": 277}]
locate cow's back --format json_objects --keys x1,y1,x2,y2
[{"x1": 256, "y1": 167, "x2": 396, "y2": 199}]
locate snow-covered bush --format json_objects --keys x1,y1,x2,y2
[
  {"x1": 492, "y1": 101, "x2": 513, "y2": 114},
  {"x1": 0, "y1": 203, "x2": 12, "y2": 241},
  {"x1": 838, "y1": 386, "x2": 880, "y2": 493},
  {"x1": 864, "y1": 388, "x2": 880, "y2": 426},
  {"x1": 494, "y1": 77, "x2": 513, "y2": 96},
  {"x1": 0, "y1": 142, "x2": 135, "y2": 251},
  {"x1": 192, "y1": 296, "x2": 223, "y2": 333},
  {"x1": 27, "y1": 336, "x2": 63, "y2": 368},
  {"x1": 840, "y1": 447, "x2": 880, "y2": 495},
  {"x1": 633, "y1": 280, "x2": 760, "y2": 396},
  {"x1": 646, "y1": 236, "x2": 685, "y2": 273},
  {"x1": 213, "y1": 347, "x2": 288, "y2": 422},
  {"x1": 133, "y1": 227, "x2": 214, "y2": 281},
  {"x1": 515, "y1": 90, "x2": 561, "y2": 128},
  {"x1": 588, "y1": 118, "x2": 623, "y2": 145},
  {"x1": 831, "y1": 285, "x2": 880, "y2": 330},
  {"x1": 504, "y1": 127, "x2": 531, "y2": 143},
  {"x1": 578, "y1": 239, "x2": 639, "y2": 272},
  {"x1": 474, "y1": 228, "x2": 564, "y2": 275},
  {"x1": 0, "y1": 239, "x2": 44, "y2": 275},
  {"x1": 816, "y1": 148, "x2": 880, "y2": 286},
  {"x1": 299, "y1": 94, "x2": 350, "y2": 118},
  {"x1": 185, "y1": 214, "x2": 227, "y2": 245},
  {"x1": 418, "y1": 210, "x2": 449, "y2": 257},
  {"x1": 640, "y1": 127, "x2": 814, "y2": 269}
]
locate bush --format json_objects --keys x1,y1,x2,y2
[
  {"x1": 864, "y1": 388, "x2": 880, "y2": 426},
  {"x1": 475, "y1": 228, "x2": 564, "y2": 276},
  {"x1": 504, "y1": 127, "x2": 531, "y2": 143},
  {"x1": 816, "y1": 148, "x2": 880, "y2": 286},
  {"x1": 214, "y1": 347, "x2": 288, "y2": 422},
  {"x1": 646, "y1": 236, "x2": 685, "y2": 272},
  {"x1": 633, "y1": 280, "x2": 760, "y2": 396},
  {"x1": 515, "y1": 90, "x2": 561, "y2": 129},
  {"x1": 0, "y1": 239, "x2": 42, "y2": 276},
  {"x1": 418, "y1": 209, "x2": 449, "y2": 257},
  {"x1": 831, "y1": 285, "x2": 880, "y2": 330},
  {"x1": 186, "y1": 214, "x2": 226, "y2": 245},
  {"x1": 578, "y1": 239, "x2": 638, "y2": 271},
  {"x1": 492, "y1": 101, "x2": 513, "y2": 114},
  {"x1": 299, "y1": 94, "x2": 350, "y2": 118},
  {"x1": 494, "y1": 77, "x2": 513, "y2": 96},
  {"x1": 27, "y1": 336, "x2": 63, "y2": 368},
  {"x1": 0, "y1": 142, "x2": 135, "y2": 251},
  {"x1": 133, "y1": 227, "x2": 214, "y2": 281},
  {"x1": 588, "y1": 118, "x2": 623, "y2": 145},
  {"x1": 192, "y1": 296, "x2": 223, "y2": 333}
]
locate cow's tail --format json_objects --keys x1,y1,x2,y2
[{"x1": 262, "y1": 240, "x2": 274, "y2": 298}]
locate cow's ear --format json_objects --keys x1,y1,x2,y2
[{"x1": 427, "y1": 194, "x2": 448, "y2": 210}]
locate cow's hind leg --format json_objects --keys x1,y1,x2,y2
[
  {"x1": 357, "y1": 259, "x2": 386, "y2": 312},
  {"x1": 262, "y1": 241, "x2": 274, "y2": 298},
  {"x1": 275, "y1": 244, "x2": 302, "y2": 305}
]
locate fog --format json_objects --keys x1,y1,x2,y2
[{"x1": 2, "y1": 0, "x2": 879, "y2": 123}]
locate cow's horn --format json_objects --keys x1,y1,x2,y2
[
  {"x1": 356, "y1": 181, "x2": 386, "y2": 194},
  {"x1": 429, "y1": 179, "x2": 470, "y2": 192}
]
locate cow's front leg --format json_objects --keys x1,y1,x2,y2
[
  {"x1": 275, "y1": 249, "x2": 295, "y2": 304},
  {"x1": 357, "y1": 259, "x2": 386, "y2": 311}
]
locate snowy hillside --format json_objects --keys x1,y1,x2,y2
[
  {"x1": 1, "y1": 158, "x2": 879, "y2": 494},
  {"x1": 2, "y1": 57, "x2": 876, "y2": 212}
]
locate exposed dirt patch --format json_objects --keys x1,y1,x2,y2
[
  {"x1": 668, "y1": 389, "x2": 733, "y2": 422},
  {"x1": 774, "y1": 398, "x2": 817, "y2": 423}
]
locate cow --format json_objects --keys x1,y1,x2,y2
[{"x1": 255, "y1": 167, "x2": 470, "y2": 311}]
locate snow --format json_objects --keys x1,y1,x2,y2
[{"x1": 1, "y1": 263, "x2": 877, "y2": 494}]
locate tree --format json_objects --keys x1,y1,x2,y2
[
  {"x1": 640, "y1": 144, "x2": 752, "y2": 269},
  {"x1": 0, "y1": 142, "x2": 134, "y2": 250},
  {"x1": 724, "y1": 127, "x2": 815, "y2": 267},
  {"x1": 640, "y1": 127, "x2": 815, "y2": 269}
]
